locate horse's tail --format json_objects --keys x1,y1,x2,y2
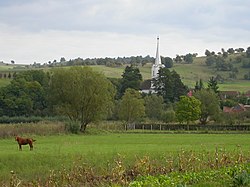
[{"x1": 32, "y1": 139, "x2": 36, "y2": 142}]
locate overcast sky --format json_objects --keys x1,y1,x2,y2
[{"x1": 0, "y1": 0, "x2": 249, "y2": 64}]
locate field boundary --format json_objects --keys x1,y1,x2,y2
[{"x1": 127, "y1": 123, "x2": 250, "y2": 131}]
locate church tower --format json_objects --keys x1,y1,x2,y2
[
  {"x1": 140, "y1": 36, "x2": 164, "y2": 93},
  {"x1": 151, "y1": 36, "x2": 163, "y2": 79}
]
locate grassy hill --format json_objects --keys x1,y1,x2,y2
[{"x1": 0, "y1": 54, "x2": 249, "y2": 92}]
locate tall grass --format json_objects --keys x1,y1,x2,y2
[
  {"x1": 4, "y1": 148, "x2": 250, "y2": 186},
  {"x1": 1, "y1": 133, "x2": 250, "y2": 186},
  {"x1": 0, "y1": 121, "x2": 66, "y2": 138}
]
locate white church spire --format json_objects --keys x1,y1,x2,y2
[
  {"x1": 155, "y1": 36, "x2": 161, "y2": 66},
  {"x1": 151, "y1": 36, "x2": 164, "y2": 79}
]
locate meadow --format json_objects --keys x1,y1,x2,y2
[{"x1": 1, "y1": 131, "x2": 250, "y2": 186}]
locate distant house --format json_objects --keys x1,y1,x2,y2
[
  {"x1": 223, "y1": 103, "x2": 248, "y2": 113},
  {"x1": 220, "y1": 91, "x2": 240, "y2": 100}
]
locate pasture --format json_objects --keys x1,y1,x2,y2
[{"x1": 1, "y1": 133, "x2": 250, "y2": 186}]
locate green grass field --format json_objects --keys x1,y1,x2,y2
[{"x1": 1, "y1": 133, "x2": 250, "y2": 184}]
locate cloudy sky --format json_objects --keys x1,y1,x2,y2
[{"x1": 0, "y1": 0, "x2": 249, "y2": 64}]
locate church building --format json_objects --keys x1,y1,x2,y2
[{"x1": 140, "y1": 36, "x2": 164, "y2": 93}]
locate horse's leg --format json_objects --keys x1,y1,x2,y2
[
  {"x1": 29, "y1": 143, "x2": 33, "y2": 151},
  {"x1": 19, "y1": 144, "x2": 22, "y2": 151}
]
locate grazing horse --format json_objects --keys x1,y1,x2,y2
[{"x1": 15, "y1": 136, "x2": 36, "y2": 151}]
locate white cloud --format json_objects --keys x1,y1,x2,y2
[{"x1": 0, "y1": 0, "x2": 250, "y2": 64}]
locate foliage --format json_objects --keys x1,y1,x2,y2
[
  {"x1": 175, "y1": 96, "x2": 201, "y2": 124},
  {"x1": 49, "y1": 66, "x2": 115, "y2": 132},
  {"x1": 144, "y1": 94, "x2": 165, "y2": 121},
  {"x1": 183, "y1": 53, "x2": 193, "y2": 64},
  {"x1": 193, "y1": 89, "x2": 220, "y2": 125},
  {"x1": 119, "y1": 65, "x2": 142, "y2": 97},
  {"x1": 161, "y1": 56, "x2": 173, "y2": 68},
  {"x1": 153, "y1": 68, "x2": 188, "y2": 103},
  {"x1": 0, "y1": 70, "x2": 49, "y2": 116},
  {"x1": 65, "y1": 120, "x2": 80, "y2": 134},
  {"x1": 118, "y1": 88, "x2": 145, "y2": 123},
  {"x1": 243, "y1": 71, "x2": 250, "y2": 80},
  {"x1": 246, "y1": 47, "x2": 250, "y2": 58},
  {"x1": 161, "y1": 110, "x2": 176, "y2": 123},
  {"x1": 242, "y1": 58, "x2": 250, "y2": 68},
  {"x1": 207, "y1": 76, "x2": 219, "y2": 94},
  {"x1": 129, "y1": 164, "x2": 250, "y2": 187},
  {"x1": 194, "y1": 79, "x2": 204, "y2": 91}
]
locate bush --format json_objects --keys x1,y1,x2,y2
[
  {"x1": 161, "y1": 110, "x2": 176, "y2": 123},
  {"x1": 65, "y1": 121, "x2": 80, "y2": 134}
]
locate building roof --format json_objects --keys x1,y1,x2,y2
[
  {"x1": 140, "y1": 79, "x2": 152, "y2": 90},
  {"x1": 220, "y1": 91, "x2": 240, "y2": 99},
  {"x1": 223, "y1": 103, "x2": 247, "y2": 113}
]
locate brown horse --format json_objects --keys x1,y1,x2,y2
[{"x1": 15, "y1": 136, "x2": 36, "y2": 151}]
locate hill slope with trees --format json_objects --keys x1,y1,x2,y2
[{"x1": 1, "y1": 47, "x2": 250, "y2": 92}]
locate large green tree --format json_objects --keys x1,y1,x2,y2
[
  {"x1": 118, "y1": 88, "x2": 145, "y2": 124},
  {"x1": 0, "y1": 70, "x2": 49, "y2": 116},
  {"x1": 176, "y1": 96, "x2": 201, "y2": 125},
  {"x1": 144, "y1": 94, "x2": 164, "y2": 120},
  {"x1": 49, "y1": 66, "x2": 115, "y2": 132},
  {"x1": 153, "y1": 68, "x2": 188, "y2": 103},
  {"x1": 193, "y1": 89, "x2": 220, "y2": 125},
  {"x1": 119, "y1": 65, "x2": 142, "y2": 97}
]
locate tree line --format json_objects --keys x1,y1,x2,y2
[
  {"x1": 0, "y1": 65, "x2": 249, "y2": 132},
  {"x1": 29, "y1": 55, "x2": 176, "y2": 69}
]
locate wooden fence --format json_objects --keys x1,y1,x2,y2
[{"x1": 126, "y1": 124, "x2": 250, "y2": 131}]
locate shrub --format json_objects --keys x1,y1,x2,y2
[{"x1": 65, "y1": 121, "x2": 80, "y2": 134}]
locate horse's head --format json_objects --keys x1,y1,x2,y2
[{"x1": 15, "y1": 136, "x2": 19, "y2": 141}]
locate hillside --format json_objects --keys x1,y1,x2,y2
[{"x1": 0, "y1": 54, "x2": 249, "y2": 92}]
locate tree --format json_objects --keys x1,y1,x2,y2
[
  {"x1": 153, "y1": 68, "x2": 188, "y2": 103},
  {"x1": 0, "y1": 71, "x2": 48, "y2": 116},
  {"x1": 184, "y1": 53, "x2": 193, "y2": 64},
  {"x1": 194, "y1": 79, "x2": 204, "y2": 91},
  {"x1": 208, "y1": 77, "x2": 219, "y2": 94},
  {"x1": 161, "y1": 56, "x2": 173, "y2": 68},
  {"x1": 174, "y1": 55, "x2": 182, "y2": 63},
  {"x1": 175, "y1": 96, "x2": 201, "y2": 125},
  {"x1": 222, "y1": 52, "x2": 228, "y2": 58},
  {"x1": 49, "y1": 66, "x2": 115, "y2": 132},
  {"x1": 246, "y1": 47, "x2": 250, "y2": 58},
  {"x1": 205, "y1": 49, "x2": 211, "y2": 56},
  {"x1": 119, "y1": 65, "x2": 142, "y2": 97},
  {"x1": 227, "y1": 48, "x2": 234, "y2": 54},
  {"x1": 205, "y1": 56, "x2": 217, "y2": 66},
  {"x1": 193, "y1": 89, "x2": 220, "y2": 125},
  {"x1": 118, "y1": 88, "x2": 145, "y2": 124},
  {"x1": 144, "y1": 94, "x2": 164, "y2": 120},
  {"x1": 60, "y1": 57, "x2": 66, "y2": 63}
]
